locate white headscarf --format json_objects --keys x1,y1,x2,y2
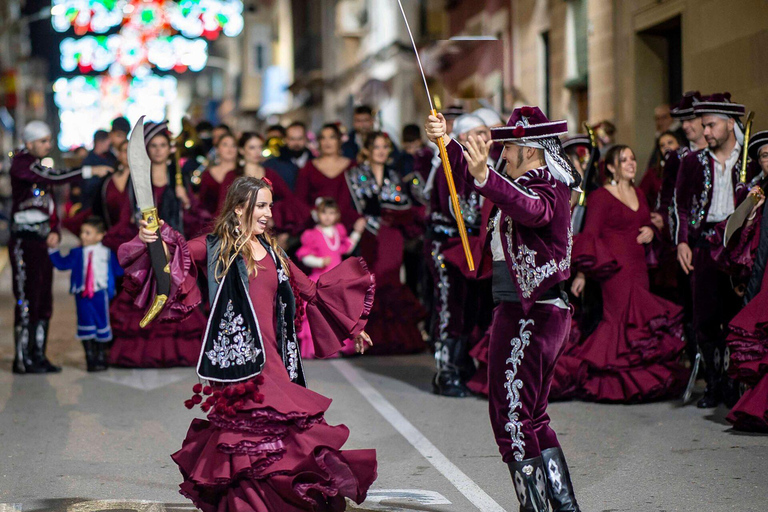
[
  {"x1": 23, "y1": 121, "x2": 52, "y2": 143},
  {"x1": 710, "y1": 113, "x2": 744, "y2": 145},
  {"x1": 473, "y1": 108, "x2": 503, "y2": 128},
  {"x1": 515, "y1": 137, "x2": 578, "y2": 187}
]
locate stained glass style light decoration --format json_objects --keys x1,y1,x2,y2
[
  {"x1": 51, "y1": 0, "x2": 243, "y2": 40},
  {"x1": 52, "y1": 0, "x2": 243, "y2": 149},
  {"x1": 60, "y1": 33, "x2": 207, "y2": 74},
  {"x1": 54, "y1": 74, "x2": 177, "y2": 149}
]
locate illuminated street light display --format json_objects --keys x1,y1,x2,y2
[{"x1": 51, "y1": 0, "x2": 244, "y2": 149}]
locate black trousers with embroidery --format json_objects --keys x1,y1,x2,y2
[{"x1": 10, "y1": 236, "x2": 54, "y2": 330}]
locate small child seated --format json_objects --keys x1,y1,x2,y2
[{"x1": 50, "y1": 216, "x2": 123, "y2": 372}]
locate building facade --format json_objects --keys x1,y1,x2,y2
[{"x1": 510, "y1": 0, "x2": 768, "y2": 167}]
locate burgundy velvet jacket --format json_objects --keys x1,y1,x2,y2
[
  {"x1": 446, "y1": 139, "x2": 572, "y2": 314},
  {"x1": 10, "y1": 149, "x2": 88, "y2": 238},
  {"x1": 660, "y1": 147, "x2": 688, "y2": 240},
  {"x1": 673, "y1": 147, "x2": 753, "y2": 246}
]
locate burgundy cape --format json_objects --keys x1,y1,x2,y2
[{"x1": 118, "y1": 226, "x2": 377, "y2": 510}]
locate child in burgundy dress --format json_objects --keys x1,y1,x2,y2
[{"x1": 295, "y1": 197, "x2": 361, "y2": 358}]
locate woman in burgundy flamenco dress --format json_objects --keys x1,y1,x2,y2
[
  {"x1": 103, "y1": 122, "x2": 209, "y2": 368},
  {"x1": 555, "y1": 145, "x2": 688, "y2": 402},
  {"x1": 345, "y1": 132, "x2": 427, "y2": 355},
  {"x1": 120, "y1": 176, "x2": 377, "y2": 510},
  {"x1": 710, "y1": 135, "x2": 768, "y2": 431},
  {"x1": 197, "y1": 132, "x2": 238, "y2": 216},
  {"x1": 295, "y1": 124, "x2": 361, "y2": 233},
  {"x1": 217, "y1": 132, "x2": 310, "y2": 236}
]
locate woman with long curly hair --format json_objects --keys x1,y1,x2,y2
[{"x1": 118, "y1": 176, "x2": 377, "y2": 510}]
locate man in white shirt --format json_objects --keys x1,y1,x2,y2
[{"x1": 674, "y1": 93, "x2": 754, "y2": 408}]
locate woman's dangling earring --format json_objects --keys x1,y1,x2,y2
[
  {"x1": 235, "y1": 214, "x2": 242, "y2": 235},
  {"x1": 610, "y1": 173, "x2": 617, "y2": 186}
]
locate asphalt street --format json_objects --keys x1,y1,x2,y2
[{"x1": 0, "y1": 250, "x2": 766, "y2": 511}]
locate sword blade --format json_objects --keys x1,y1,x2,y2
[
  {"x1": 396, "y1": 0, "x2": 434, "y2": 111},
  {"x1": 127, "y1": 116, "x2": 154, "y2": 211},
  {"x1": 683, "y1": 352, "x2": 701, "y2": 404},
  {"x1": 723, "y1": 196, "x2": 756, "y2": 247}
]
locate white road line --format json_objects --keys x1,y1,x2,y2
[{"x1": 331, "y1": 359, "x2": 507, "y2": 512}]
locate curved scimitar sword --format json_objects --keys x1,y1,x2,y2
[
  {"x1": 396, "y1": 0, "x2": 475, "y2": 272},
  {"x1": 128, "y1": 116, "x2": 170, "y2": 327}
]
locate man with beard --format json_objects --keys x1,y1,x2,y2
[
  {"x1": 10, "y1": 121, "x2": 110, "y2": 373},
  {"x1": 674, "y1": 92, "x2": 755, "y2": 408},
  {"x1": 342, "y1": 105, "x2": 376, "y2": 160},
  {"x1": 265, "y1": 121, "x2": 313, "y2": 191},
  {"x1": 427, "y1": 107, "x2": 582, "y2": 511}
]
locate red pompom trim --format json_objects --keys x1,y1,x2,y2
[
  {"x1": 184, "y1": 399, "x2": 195, "y2": 410},
  {"x1": 201, "y1": 403, "x2": 211, "y2": 413},
  {"x1": 202, "y1": 385, "x2": 213, "y2": 395},
  {"x1": 192, "y1": 383, "x2": 203, "y2": 394},
  {"x1": 520, "y1": 106, "x2": 534, "y2": 118},
  {"x1": 512, "y1": 126, "x2": 525, "y2": 138}
]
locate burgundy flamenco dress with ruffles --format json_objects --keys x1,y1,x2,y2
[
  {"x1": 118, "y1": 226, "x2": 377, "y2": 510},
  {"x1": 104, "y1": 185, "x2": 209, "y2": 368},
  {"x1": 710, "y1": 216, "x2": 768, "y2": 432},
  {"x1": 553, "y1": 187, "x2": 688, "y2": 402}
]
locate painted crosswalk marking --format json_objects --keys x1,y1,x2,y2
[{"x1": 332, "y1": 360, "x2": 507, "y2": 512}]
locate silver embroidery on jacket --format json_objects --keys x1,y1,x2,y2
[
  {"x1": 205, "y1": 300, "x2": 261, "y2": 367},
  {"x1": 505, "y1": 217, "x2": 572, "y2": 298},
  {"x1": 689, "y1": 151, "x2": 712, "y2": 228},
  {"x1": 505, "y1": 318, "x2": 533, "y2": 461}
]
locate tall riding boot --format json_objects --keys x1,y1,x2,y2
[
  {"x1": 82, "y1": 339, "x2": 96, "y2": 372},
  {"x1": 92, "y1": 341, "x2": 109, "y2": 372},
  {"x1": 541, "y1": 448, "x2": 580, "y2": 512},
  {"x1": 29, "y1": 320, "x2": 61, "y2": 373},
  {"x1": 508, "y1": 457, "x2": 550, "y2": 512},
  {"x1": 12, "y1": 325, "x2": 35, "y2": 374},
  {"x1": 432, "y1": 337, "x2": 471, "y2": 397},
  {"x1": 697, "y1": 345, "x2": 721, "y2": 408},
  {"x1": 720, "y1": 346, "x2": 740, "y2": 408}
]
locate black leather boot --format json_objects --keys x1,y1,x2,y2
[
  {"x1": 508, "y1": 457, "x2": 550, "y2": 512},
  {"x1": 432, "y1": 337, "x2": 471, "y2": 397},
  {"x1": 12, "y1": 326, "x2": 35, "y2": 374},
  {"x1": 29, "y1": 320, "x2": 61, "y2": 373},
  {"x1": 697, "y1": 346, "x2": 721, "y2": 408},
  {"x1": 93, "y1": 342, "x2": 109, "y2": 371},
  {"x1": 541, "y1": 448, "x2": 580, "y2": 511},
  {"x1": 82, "y1": 339, "x2": 97, "y2": 372}
]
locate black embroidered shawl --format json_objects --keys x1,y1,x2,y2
[{"x1": 197, "y1": 235, "x2": 306, "y2": 386}]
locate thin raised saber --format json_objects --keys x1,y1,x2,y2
[{"x1": 396, "y1": 0, "x2": 475, "y2": 271}]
